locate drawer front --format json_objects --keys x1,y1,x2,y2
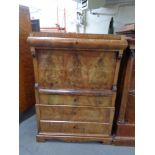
[
  {"x1": 40, "y1": 120, "x2": 112, "y2": 135},
  {"x1": 37, "y1": 50, "x2": 117, "y2": 89},
  {"x1": 39, "y1": 94, "x2": 112, "y2": 107},
  {"x1": 38, "y1": 105, "x2": 114, "y2": 123}
]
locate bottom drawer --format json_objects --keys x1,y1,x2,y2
[{"x1": 40, "y1": 120, "x2": 112, "y2": 135}]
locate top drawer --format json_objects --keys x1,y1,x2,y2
[
  {"x1": 37, "y1": 49, "x2": 117, "y2": 90},
  {"x1": 39, "y1": 94, "x2": 113, "y2": 107}
]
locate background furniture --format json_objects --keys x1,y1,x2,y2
[
  {"x1": 28, "y1": 32, "x2": 127, "y2": 143},
  {"x1": 19, "y1": 5, "x2": 35, "y2": 113},
  {"x1": 112, "y1": 38, "x2": 135, "y2": 146},
  {"x1": 31, "y1": 19, "x2": 40, "y2": 32}
]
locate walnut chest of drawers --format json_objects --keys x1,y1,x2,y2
[{"x1": 27, "y1": 32, "x2": 127, "y2": 143}]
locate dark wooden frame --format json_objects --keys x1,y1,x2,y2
[{"x1": 112, "y1": 39, "x2": 135, "y2": 146}]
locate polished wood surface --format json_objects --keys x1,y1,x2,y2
[
  {"x1": 39, "y1": 88, "x2": 113, "y2": 96},
  {"x1": 19, "y1": 5, "x2": 35, "y2": 112},
  {"x1": 39, "y1": 94, "x2": 112, "y2": 107},
  {"x1": 28, "y1": 32, "x2": 127, "y2": 143},
  {"x1": 37, "y1": 49, "x2": 117, "y2": 89},
  {"x1": 112, "y1": 136, "x2": 135, "y2": 146},
  {"x1": 40, "y1": 121, "x2": 111, "y2": 135},
  {"x1": 36, "y1": 133, "x2": 112, "y2": 143},
  {"x1": 27, "y1": 37, "x2": 127, "y2": 50},
  {"x1": 116, "y1": 123, "x2": 135, "y2": 137},
  {"x1": 112, "y1": 39, "x2": 135, "y2": 146},
  {"x1": 37, "y1": 104, "x2": 114, "y2": 123},
  {"x1": 125, "y1": 94, "x2": 135, "y2": 123},
  {"x1": 118, "y1": 50, "x2": 134, "y2": 122},
  {"x1": 30, "y1": 32, "x2": 122, "y2": 40}
]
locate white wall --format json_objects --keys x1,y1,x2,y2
[
  {"x1": 19, "y1": 0, "x2": 135, "y2": 34},
  {"x1": 72, "y1": 4, "x2": 135, "y2": 34},
  {"x1": 114, "y1": 5, "x2": 135, "y2": 32}
]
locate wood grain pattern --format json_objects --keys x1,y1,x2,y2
[
  {"x1": 38, "y1": 104, "x2": 114, "y2": 123},
  {"x1": 125, "y1": 94, "x2": 135, "y2": 123},
  {"x1": 116, "y1": 123, "x2": 135, "y2": 137},
  {"x1": 37, "y1": 49, "x2": 117, "y2": 89},
  {"x1": 118, "y1": 52, "x2": 134, "y2": 123},
  {"x1": 112, "y1": 39, "x2": 135, "y2": 146},
  {"x1": 31, "y1": 47, "x2": 40, "y2": 131},
  {"x1": 40, "y1": 120, "x2": 112, "y2": 135},
  {"x1": 30, "y1": 32, "x2": 122, "y2": 40},
  {"x1": 28, "y1": 32, "x2": 127, "y2": 143},
  {"x1": 36, "y1": 133, "x2": 112, "y2": 144},
  {"x1": 27, "y1": 37, "x2": 127, "y2": 50},
  {"x1": 39, "y1": 94, "x2": 112, "y2": 107},
  {"x1": 19, "y1": 5, "x2": 35, "y2": 112}
]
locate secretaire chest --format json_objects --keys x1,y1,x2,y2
[{"x1": 27, "y1": 32, "x2": 127, "y2": 143}]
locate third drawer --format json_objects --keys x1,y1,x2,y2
[{"x1": 37, "y1": 104, "x2": 115, "y2": 123}]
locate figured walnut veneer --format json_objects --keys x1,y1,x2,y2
[{"x1": 28, "y1": 32, "x2": 127, "y2": 143}]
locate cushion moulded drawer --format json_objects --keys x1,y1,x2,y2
[
  {"x1": 40, "y1": 120, "x2": 112, "y2": 135},
  {"x1": 37, "y1": 104, "x2": 114, "y2": 123},
  {"x1": 39, "y1": 94, "x2": 113, "y2": 107}
]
